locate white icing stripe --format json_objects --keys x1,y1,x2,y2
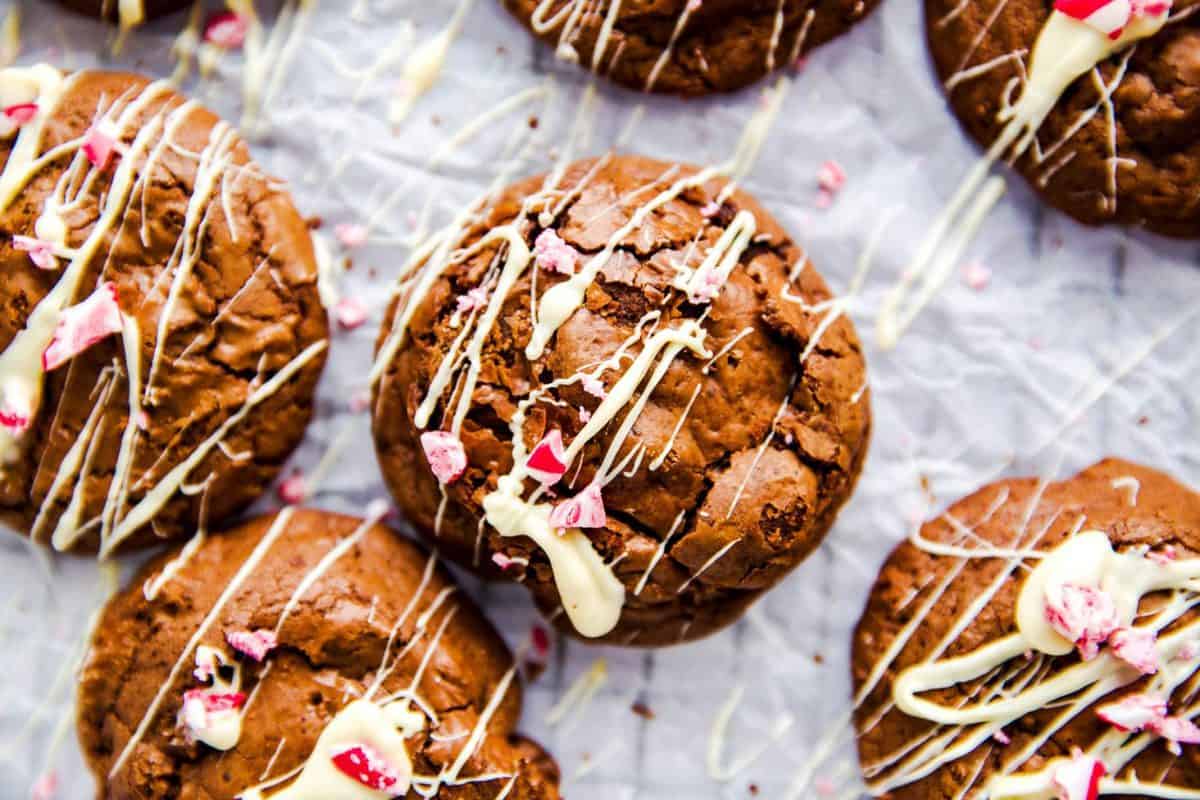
[{"x1": 109, "y1": 507, "x2": 296, "y2": 778}]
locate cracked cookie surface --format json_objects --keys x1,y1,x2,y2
[
  {"x1": 77, "y1": 509, "x2": 562, "y2": 800},
  {"x1": 372, "y1": 154, "x2": 871, "y2": 646},
  {"x1": 503, "y1": 0, "x2": 882, "y2": 95}
]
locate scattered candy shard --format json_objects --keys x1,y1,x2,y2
[
  {"x1": 225, "y1": 629, "x2": 278, "y2": 662},
  {"x1": 962, "y1": 261, "x2": 992, "y2": 291},
  {"x1": 0, "y1": 102, "x2": 37, "y2": 137},
  {"x1": 1149, "y1": 715, "x2": 1200, "y2": 754},
  {"x1": 330, "y1": 743, "x2": 402, "y2": 792},
  {"x1": 334, "y1": 222, "x2": 369, "y2": 249},
  {"x1": 581, "y1": 374, "x2": 607, "y2": 399},
  {"x1": 1096, "y1": 693, "x2": 1167, "y2": 732},
  {"x1": 334, "y1": 296, "x2": 368, "y2": 330},
  {"x1": 277, "y1": 471, "x2": 307, "y2": 505},
  {"x1": 548, "y1": 483, "x2": 607, "y2": 530},
  {"x1": 41, "y1": 282, "x2": 123, "y2": 372},
  {"x1": 1108, "y1": 627, "x2": 1159, "y2": 675},
  {"x1": 1051, "y1": 753, "x2": 1106, "y2": 800},
  {"x1": 180, "y1": 688, "x2": 246, "y2": 750},
  {"x1": 82, "y1": 122, "x2": 119, "y2": 170},
  {"x1": 204, "y1": 11, "x2": 248, "y2": 48},
  {"x1": 13, "y1": 234, "x2": 56, "y2": 270},
  {"x1": 456, "y1": 286, "x2": 488, "y2": 315},
  {"x1": 1043, "y1": 582, "x2": 1120, "y2": 660},
  {"x1": 526, "y1": 429, "x2": 567, "y2": 486},
  {"x1": 533, "y1": 229, "x2": 578, "y2": 275},
  {"x1": 420, "y1": 431, "x2": 467, "y2": 484}
]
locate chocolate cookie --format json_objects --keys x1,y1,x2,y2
[
  {"x1": 503, "y1": 0, "x2": 882, "y2": 95},
  {"x1": 77, "y1": 508, "x2": 562, "y2": 800},
  {"x1": 852, "y1": 459, "x2": 1200, "y2": 799},
  {"x1": 926, "y1": 0, "x2": 1200, "y2": 237},
  {"x1": 372, "y1": 154, "x2": 871, "y2": 646},
  {"x1": 0, "y1": 66, "x2": 328, "y2": 554},
  {"x1": 58, "y1": 0, "x2": 192, "y2": 26}
]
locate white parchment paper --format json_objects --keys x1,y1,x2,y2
[{"x1": 2, "y1": 1, "x2": 1199, "y2": 798}]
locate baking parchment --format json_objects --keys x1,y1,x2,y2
[{"x1": 2, "y1": 0, "x2": 1199, "y2": 798}]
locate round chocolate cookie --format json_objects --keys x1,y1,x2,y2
[
  {"x1": 926, "y1": 0, "x2": 1200, "y2": 237},
  {"x1": 372, "y1": 154, "x2": 871, "y2": 646},
  {"x1": 0, "y1": 66, "x2": 328, "y2": 554},
  {"x1": 58, "y1": 0, "x2": 192, "y2": 25},
  {"x1": 78, "y1": 508, "x2": 562, "y2": 800},
  {"x1": 852, "y1": 459, "x2": 1200, "y2": 799},
  {"x1": 503, "y1": 0, "x2": 882, "y2": 95}
]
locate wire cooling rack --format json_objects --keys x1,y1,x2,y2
[{"x1": 2, "y1": 1, "x2": 1199, "y2": 798}]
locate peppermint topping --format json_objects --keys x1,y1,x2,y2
[
  {"x1": 193, "y1": 649, "x2": 218, "y2": 682},
  {"x1": 1096, "y1": 693, "x2": 1167, "y2": 732},
  {"x1": 334, "y1": 222, "x2": 369, "y2": 249},
  {"x1": 1054, "y1": 0, "x2": 1171, "y2": 39},
  {"x1": 1043, "y1": 583, "x2": 1120, "y2": 661},
  {"x1": 330, "y1": 743, "x2": 402, "y2": 792},
  {"x1": 700, "y1": 201, "x2": 721, "y2": 218},
  {"x1": 225, "y1": 629, "x2": 278, "y2": 662},
  {"x1": 526, "y1": 429, "x2": 567, "y2": 485},
  {"x1": 13, "y1": 235, "x2": 57, "y2": 270},
  {"x1": 82, "y1": 122, "x2": 119, "y2": 170},
  {"x1": 456, "y1": 286, "x2": 489, "y2": 315},
  {"x1": 30, "y1": 771, "x2": 57, "y2": 800},
  {"x1": 41, "y1": 282, "x2": 123, "y2": 372},
  {"x1": 334, "y1": 296, "x2": 369, "y2": 330},
  {"x1": 962, "y1": 261, "x2": 992, "y2": 291},
  {"x1": 203, "y1": 11, "x2": 248, "y2": 49},
  {"x1": 690, "y1": 265, "x2": 726, "y2": 303},
  {"x1": 581, "y1": 374, "x2": 607, "y2": 399},
  {"x1": 1051, "y1": 753, "x2": 1106, "y2": 800},
  {"x1": 420, "y1": 431, "x2": 467, "y2": 484},
  {"x1": 492, "y1": 552, "x2": 517, "y2": 571},
  {"x1": 816, "y1": 160, "x2": 846, "y2": 208},
  {"x1": 530, "y1": 624, "x2": 552, "y2": 661},
  {"x1": 276, "y1": 471, "x2": 307, "y2": 505},
  {"x1": 0, "y1": 103, "x2": 38, "y2": 138},
  {"x1": 533, "y1": 229, "x2": 578, "y2": 275},
  {"x1": 1108, "y1": 627, "x2": 1159, "y2": 675},
  {"x1": 548, "y1": 483, "x2": 607, "y2": 530},
  {"x1": 1151, "y1": 715, "x2": 1200, "y2": 754},
  {"x1": 180, "y1": 688, "x2": 246, "y2": 743}
]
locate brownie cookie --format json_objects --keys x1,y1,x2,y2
[
  {"x1": 503, "y1": 0, "x2": 882, "y2": 95},
  {"x1": 852, "y1": 459, "x2": 1200, "y2": 799},
  {"x1": 372, "y1": 154, "x2": 871, "y2": 646},
  {"x1": 926, "y1": 0, "x2": 1200, "y2": 237},
  {"x1": 78, "y1": 508, "x2": 562, "y2": 800},
  {"x1": 0, "y1": 66, "x2": 328, "y2": 554},
  {"x1": 58, "y1": 0, "x2": 192, "y2": 27}
]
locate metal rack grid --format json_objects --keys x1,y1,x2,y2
[{"x1": 2, "y1": 1, "x2": 1199, "y2": 798}]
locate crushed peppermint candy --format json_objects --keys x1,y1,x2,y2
[
  {"x1": 0, "y1": 103, "x2": 38, "y2": 137},
  {"x1": 533, "y1": 229, "x2": 578, "y2": 275},
  {"x1": 530, "y1": 624, "x2": 552, "y2": 661},
  {"x1": 1150, "y1": 714, "x2": 1200, "y2": 754},
  {"x1": 1054, "y1": 0, "x2": 1171, "y2": 39},
  {"x1": 700, "y1": 201, "x2": 721, "y2": 218},
  {"x1": 334, "y1": 222, "x2": 369, "y2": 249},
  {"x1": 420, "y1": 431, "x2": 467, "y2": 484},
  {"x1": 0, "y1": 387, "x2": 31, "y2": 433},
  {"x1": 1147, "y1": 545, "x2": 1178, "y2": 565},
  {"x1": 13, "y1": 234, "x2": 57, "y2": 270},
  {"x1": 225, "y1": 629, "x2": 278, "y2": 662},
  {"x1": 456, "y1": 286, "x2": 489, "y2": 315},
  {"x1": 992, "y1": 729, "x2": 1011, "y2": 745},
  {"x1": 816, "y1": 160, "x2": 846, "y2": 208},
  {"x1": 526, "y1": 429, "x2": 567, "y2": 485},
  {"x1": 581, "y1": 374, "x2": 607, "y2": 399},
  {"x1": 814, "y1": 777, "x2": 836, "y2": 797},
  {"x1": 1052, "y1": 753, "x2": 1107, "y2": 800},
  {"x1": 82, "y1": 121, "x2": 119, "y2": 170},
  {"x1": 548, "y1": 482, "x2": 607, "y2": 530},
  {"x1": 1108, "y1": 627, "x2": 1159, "y2": 675},
  {"x1": 492, "y1": 552, "x2": 517, "y2": 571},
  {"x1": 193, "y1": 649, "x2": 218, "y2": 682},
  {"x1": 578, "y1": 405, "x2": 592, "y2": 423},
  {"x1": 349, "y1": 389, "x2": 372, "y2": 414},
  {"x1": 1096, "y1": 693, "x2": 1167, "y2": 732},
  {"x1": 334, "y1": 296, "x2": 369, "y2": 330},
  {"x1": 962, "y1": 261, "x2": 992, "y2": 291},
  {"x1": 203, "y1": 11, "x2": 248, "y2": 49},
  {"x1": 180, "y1": 688, "x2": 246, "y2": 741},
  {"x1": 691, "y1": 265, "x2": 726, "y2": 303},
  {"x1": 276, "y1": 471, "x2": 307, "y2": 505},
  {"x1": 1044, "y1": 582, "x2": 1120, "y2": 661},
  {"x1": 42, "y1": 282, "x2": 123, "y2": 372},
  {"x1": 30, "y1": 771, "x2": 57, "y2": 800},
  {"x1": 330, "y1": 743, "x2": 402, "y2": 792}
]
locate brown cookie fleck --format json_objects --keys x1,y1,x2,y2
[
  {"x1": 372, "y1": 154, "x2": 871, "y2": 647},
  {"x1": 925, "y1": 0, "x2": 1200, "y2": 237},
  {"x1": 852, "y1": 458, "x2": 1200, "y2": 798},
  {"x1": 77, "y1": 509, "x2": 562, "y2": 800},
  {"x1": 0, "y1": 69, "x2": 328, "y2": 552},
  {"x1": 503, "y1": 0, "x2": 882, "y2": 95}
]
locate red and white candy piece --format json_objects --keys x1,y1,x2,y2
[
  {"x1": 816, "y1": 160, "x2": 846, "y2": 208},
  {"x1": 533, "y1": 229, "x2": 578, "y2": 275},
  {"x1": 203, "y1": 11, "x2": 248, "y2": 49},
  {"x1": 1150, "y1": 715, "x2": 1200, "y2": 754},
  {"x1": 1052, "y1": 753, "x2": 1107, "y2": 800},
  {"x1": 334, "y1": 296, "x2": 368, "y2": 330},
  {"x1": 526, "y1": 429, "x2": 567, "y2": 485},
  {"x1": 82, "y1": 121, "x2": 120, "y2": 170},
  {"x1": 456, "y1": 286, "x2": 489, "y2": 315},
  {"x1": 277, "y1": 470, "x2": 306, "y2": 505},
  {"x1": 180, "y1": 688, "x2": 246, "y2": 741},
  {"x1": 581, "y1": 374, "x2": 606, "y2": 399},
  {"x1": 225, "y1": 629, "x2": 278, "y2": 662},
  {"x1": 330, "y1": 743, "x2": 403, "y2": 792},
  {"x1": 30, "y1": 771, "x2": 57, "y2": 800},
  {"x1": 548, "y1": 482, "x2": 607, "y2": 530},
  {"x1": 1108, "y1": 627, "x2": 1159, "y2": 675},
  {"x1": 0, "y1": 102, "x2": 38, "y2": 137},
  {"x1": 334, "y1": 222, "x2": 369, "y2": 249},
  {"x1": 1096, "y1": 693, "x2": 1167, "y2": 732},
  {"x1": 1055, "y1": 0, "x2": 1171, "y2": 40},
  {"x1": 42, "y1": 282, "x2": 123, "y2": 372},
  {"x1": 13, "y1": 235, "x2": 58, "y2": 270},
  {"x1": 1044, "y1": 583, "x2": 1120, "y2": 661},
  {"x1": 420, "y1": 431, "x2": 467, "y2": 485}
]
